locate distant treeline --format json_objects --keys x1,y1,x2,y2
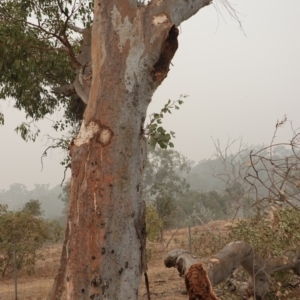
[{"x1": 0, "y1": 183, "x2": 64, "y2": 219}]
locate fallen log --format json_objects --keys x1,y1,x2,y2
[{"x1": 164, "y1": 241, "x2": 300, "y2": 299}]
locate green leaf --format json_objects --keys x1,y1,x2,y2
[{"x1": 0, "y1": 112, "x2": 4, "y2": 125}]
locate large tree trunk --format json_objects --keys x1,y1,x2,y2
[
  {"x1": 165, "y1": 241, "x2": 300, "y2": 299},
  {"x1": 49, "y1": 1, "x2": 211, "y2": 299}
]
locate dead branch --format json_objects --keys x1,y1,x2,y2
[
  {"x1": 210, "y1": 137, "x2": 252, "y2": 219},
  {"x1": 244, "y1": 119, "x2": 300, "y2": 211}
]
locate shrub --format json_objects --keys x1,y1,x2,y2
[
  {"x1": 191, "y1": 208, "x2": 300, "y2": 299},
  {"x1": 146, "y1": 205, "x2": 163, "y2": 242},
  {"x1": 0, "y1": 203, "x2": 62, "y2": 277}
]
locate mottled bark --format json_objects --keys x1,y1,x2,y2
[
  {"x1": 49, "y1": 1, "x2": 211, "y2": 299},
  {"x1": 165, "y1": 241, "x2": 300, "y2": 299}
]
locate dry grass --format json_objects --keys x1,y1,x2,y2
[
  {"x1": 1, "y1": 221, "x2": 299, "y2": 300},
  {"x1": 0, "y1": 222, "x2": 232, "y2": 300},
  {"x1": 0, "y1": 235, "x2": 189, "y2": 300},
  {"x1": 0, "y1": 243, "x2": 62, "y2": 300}
]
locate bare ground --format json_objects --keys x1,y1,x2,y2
[
  {"x1": 1, "y1": 223, "x2": 299, "y2": 300},
  {"x1": 0, "y1": 242, "x2": 187, "y2": 300},
  {"x1": 0, "y1": 225, "x2": 209, "y2": 300}
]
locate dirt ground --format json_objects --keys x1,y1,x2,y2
[
  {"x1": 0, "y1": 224, "x2": 196, "y2": 300},
  {"x1": 0, "y1": 267, "x2": 186, "y2": 300},
  {"x1": 0, "y1": 223, "x2": 299, "y2": 300},
  {"x1": 0, "y1": 241, "x2": 187, "y2": 300}
]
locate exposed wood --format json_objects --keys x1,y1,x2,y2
[{"x1": 185, "y1": 263, "x2": 220, "y2": 300}]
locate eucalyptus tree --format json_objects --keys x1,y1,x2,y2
[
  {"x1": 0, "y1": 0, "x2": 234, "y2": 299},
  {"x1": 144, "y1": 147, "x2": 191, "y2": 238}
]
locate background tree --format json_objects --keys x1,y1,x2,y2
[
  {"x1": 210, "y1": 118, "x2": 300, "y2": 218},
  {"x1": 0, "y1": 201, "x2": 62, "y2": 277},
  {"x1": 178, "y1": 190, "x2": 229, "y2": 225},
  {"x1": 22, "y1": 198, "x2": 44, "y2": 216},
  {"x1": 144, "y1": 147, "x2": 190, "y2": 239},
  {"x1": 0, "y1": 183, "x2": 64, "y2": 219}
]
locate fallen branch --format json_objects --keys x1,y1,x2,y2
[{"x1": 164, "y1": 241, "x2": 300, "y2": 299}]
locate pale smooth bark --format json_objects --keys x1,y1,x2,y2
[
  {"x1": 49, "y1": 1, "x2": 212, "y2": 299},
  {"x1": 165, "y1": 241, "x2": 300, "y2": 299}
]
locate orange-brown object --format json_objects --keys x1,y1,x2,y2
[{"x1": 185, "y1": 263, "x2": 220, "y2": 300}]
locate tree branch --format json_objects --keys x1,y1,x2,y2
[
  {"x1": 51, "y1": 84, "x2": 76, "y2": 97},
  {"x1": 0, "y1": 5, "x2": 81, "y2": 69},
  {"x1": 149, "y1": 0, "x2": 212, "y2": 27},
  {"x1": 68, "y1": 23, "x2": 85, "y2": 34}
]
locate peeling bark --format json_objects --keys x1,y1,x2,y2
[
  {"x1": 165, "y1": 241, "x2": 300, "y2": 299},
  {"x1": 49, "y1": 1, "x2": 212, "y2": 299}
]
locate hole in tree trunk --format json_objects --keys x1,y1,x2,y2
[{"x1": 151, "y1": 25, "x2": 179, "y2": 85}]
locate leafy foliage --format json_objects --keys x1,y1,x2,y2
[
  {"x1": 0, "y1": 0, "x2": 92, "y2": 140},
  {"x1": 228, "y1": 208, "x2": 300, "y2": 259},
  {"x1": 22, "y1": 199, "x2": 44, "y2": 216},
  {"x1": 145, "y1": 95, "x2": 187, "y2": 149},
  {"x1": 0, "y1": 201, "x2": 62, "y2": 277},
  {"x1": 227, "y1": 208, "x2": 300, "y2": 299}
]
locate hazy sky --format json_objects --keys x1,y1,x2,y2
[{"x1": 1, "y1": 0, "x2": 300, "y2": 190}]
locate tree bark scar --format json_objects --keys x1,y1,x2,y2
[
  {"x1": 151, "y1": 25, "x2": 179, "y2": 85},
  {"x1": 73, "y1": 120, "x2": 114, "y2": 147},
  {"x1": 96, "y1": 126, "x2": 114, "y2": 147}
]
